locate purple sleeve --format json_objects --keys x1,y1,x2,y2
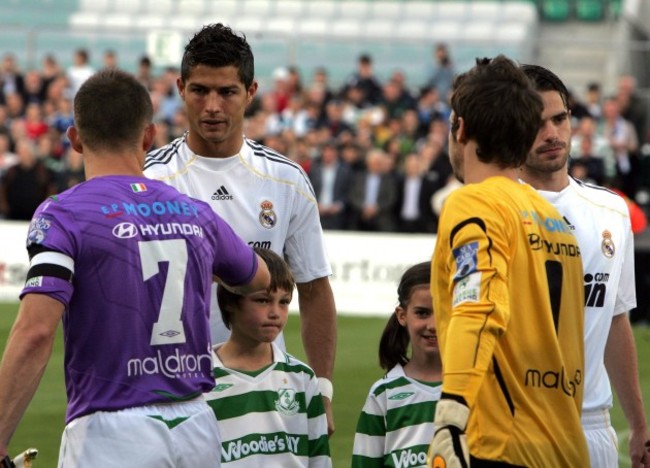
[
  {"x1": 20, "y1": 199, "x2": 76, "y2": 305},
  {"x1": 210, "y1": 214, "x2": 258, "y2": 286}
]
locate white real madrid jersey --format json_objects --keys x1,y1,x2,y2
[
  {"x1": 205, "y1": 343, "x2": 331, "y2": 467},
  {"x1": 537, "y1": 177, "x2": 636, "y2": 411},
  {"x1": 352, "y1": 364, "x2": 442, "y2": 468},
  {"x1": 144, "y1": 136, "x2": 332, "y2": 345}
]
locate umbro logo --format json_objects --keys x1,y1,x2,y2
[{"x1": 211, "y1": 185, "x2": 233, "y2": 200}]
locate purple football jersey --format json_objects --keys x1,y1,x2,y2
[{"x1": 21, "y1": 175, "x2": 257, "y2": 423}]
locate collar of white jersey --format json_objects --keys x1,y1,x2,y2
[
  {"x1": 211, "y1": 341, "x2": 287, "y2": 369},
  {"x1": 181, "y1": 132, "x2": 248, "y2": 164}
]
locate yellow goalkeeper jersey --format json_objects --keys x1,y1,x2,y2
[{"x1": 431, "y1": 176, "x2": 589, "y2": 467}]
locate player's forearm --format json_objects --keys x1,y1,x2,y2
[
  {"x1": 441, "y1": 314, "x2": 500, "y2": 407},
  {"x1": 297, "y1": 278, "x2": 336, "y2": 380},
  {"x1": 0, "y1": 318, "x2": 56, "y2": 452},
  {"x1": 605, "y1": 314, "x2": 648, "y2": 433}
]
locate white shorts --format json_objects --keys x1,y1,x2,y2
[
  {"x1": 582, "y1": 408, "x2": 618, "y2": 468},
  {"x1": 58, "y1": 397, "x2": 221, "y2": 467}
]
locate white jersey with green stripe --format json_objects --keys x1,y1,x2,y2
[
  {"x1": 205, "y1": 342, "x2": 331, "y2": 467},
  {"x1": 352, "y1": 364, "x2": 442, "y2": 468}
]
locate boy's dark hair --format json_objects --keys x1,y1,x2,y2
[
  {"x1": 378, "y1": 261, "x2": 431, "y2": 371},
  {"x1": 217, "y1": 248, "x2": 294, "y2": 329},
  {"x1": 73, "y1": 68, "x2": 153, "y2": 151},
  {"x1": 450, "y1": 55, "x2": 543, "y2": 168},
  {"x1": 180, "y1": 23, "x2": 255, "y2": 88},
  {"x1": 521, "y1": 63, "x2": 570, "y2": 110}
]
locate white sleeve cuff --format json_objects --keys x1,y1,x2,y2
[{"x1": 317, "y1": 377, "x2": 333, "y2": 401}]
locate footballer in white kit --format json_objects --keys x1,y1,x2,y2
[
  {"x1": 144, "y1": 135, "x2": 332, "y2": 346},
  {"x1": 538, "y1": 176, "x2": 636, "y2": 465}
]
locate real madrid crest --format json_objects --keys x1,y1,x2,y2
[
  {"x1": 601, "y1": 230, "x2": 615, "y2": 258},
  {"x1": 259, "y1": 200, "x2": 277, "y2": 229}
]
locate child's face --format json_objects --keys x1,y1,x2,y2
[
  {"x1": 232, "y1": 288, "x2": 291, "y2": 343},
  {"x1": 396, "y1": 285, "x2": 439, "y2": 358}
]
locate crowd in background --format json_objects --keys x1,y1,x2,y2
[{"x1": 0, "y1": 45, "x2": 648, "y2": 233}]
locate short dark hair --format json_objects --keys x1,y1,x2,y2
[
  {"x1": 521, "y1": 64, "x2": 570, "y2": 109},
  {"x1": 180, "y1": 23, "x2": 255, "y2": 88},
  {"x1": 450, "y1": 55, "x2": 542, "y2": 168},
  {"x1": 217, "y1": 248, "x2": 294, "y2": 329},
  {"x1": 73, "y1": 68, "x2": 153, "y2": 151}
]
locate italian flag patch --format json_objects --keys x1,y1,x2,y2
[{"x1": 131, "y1": 183, "x2": 147, "y2": 192}]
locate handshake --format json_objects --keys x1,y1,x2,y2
[{"x1": 427, "y1": 398, "x2": 470, "y2": 468}]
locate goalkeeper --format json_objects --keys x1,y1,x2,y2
[{"x1": 428, "y1": 55, "x2": 589, "y2": 467}]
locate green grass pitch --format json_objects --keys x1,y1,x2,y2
[{"x1": 2, "y1": 302, "x2": 650, "y2": 466}]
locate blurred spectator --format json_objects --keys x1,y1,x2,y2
[
  {"x1": 431, "y1": 173, "x2": 463, "y2": 218},
  {"x1": 348, "y1": 148, "x2": 397, "y2": 232},
  {"x1": 381, "y1": 79, "x2": 415, "y2": 120},
  {"x1": 571, "y1": 116, "x2": 611, "y2": 174},
  {"x1": 395, "y1": 153, "x2": 437, "y2": 233},
  {"x1": 309, "y1": 140, "x2": 351, "y2": 230},
  {"x1": 569, "y1": 134, "x2": 606, "y2": 185},
  {"x1": 0, "y1": 53, "x2": 25, "y2": 106},
  {"x1": 0, "y1": 132, "x2": 18, "y2": 178},
  {"x1": 420, "y1": 133, "x2": 453, "y2": 198},
  {"x1": 321, "y1": 99, "x2": 355, "y2": 138},
  {"x1": 48, "y1": 97, "x2": 74, "y2": 135},
  {"x1": 103, "y1": 49, "x2": 119, "y2": 70},
  {"x1": 0, "y1": 138, "x2": 56, "y2": 220},
  {"x1": 23, "y1": 70, "x2": 46, "y2": 105},
  {"x1": 151, "y1": 121, "x2": 171, "y2": 151},
  {"x1": 288, "y1": 137, "x2": 314, "y2": 174},
  {"x1": 281, "y1": 94, "x2": 312, "y2": 138},
  {"x1": 67, "y1": 48, "x2": 95, "y2": 97},
  {"x1": 341, "y1": 54, "x2": 383, "y2": 107},
  {"x1": 309, "y1": 66, "x2": 335, "y2": 108},
  {"x1": 150, "y1": 73, "x2": 181, "y2": 125},
  {"x1": 55, "y1": 146, "x2": 85, "y2": 192},
  {"x1": 269, "y1": 66, "x2": 292, "y2": 113},
  {"x1": 24, "y1": 102, "x2": 48, "y2": 141},
  {"x1": 287, "y1": 65, "x2": 304, "y2": 99},
  {"x1": 617, "y1": 74, "x2": 648, "y2": 145},
  {"x1": 416, "y1": 86, "x2": 448, "y2": 136},
  {"x1": 5, "y1": 92, "x2": 24, "y2": 122},
  {"x1": 424, "y1": 43, "x2": 455, "y2": 104},
  {"x1": 568, "y1": 89, "x2": 591, "y2": 122},
  {"x1": 610, "y1": 186, "x2": 648, "y2": 234},
  {"x1": 600, "y1": 96, "x2": 639, "y2": 198},
  {"x1": 584, "y1": 81, "x2": 602, "y2": 120},
  {"x1": 40, "y1": 54, "x2": 63, "y2": 97},
  {"x1": 136, "y1": 55, "x2": 153, "y2": 90}
]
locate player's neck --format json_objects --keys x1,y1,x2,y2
[
  {"x1": 186, "y1": 131, "x2": 243, "y2": 159},
  {"x1": 404, "y1": 352, "x2": 442, "y2": 382},
  {"x1": 520, "y1": 168, "x2": 569, "y2": 193},
  {"x1": 83, "y1": 151, "x2": 145, "y2": 180},
  {"x1": 465, "y1": 164, "x2": 520, "y2": 184},
  {"x1": 217, "y1": 337, "x2": 274, "y2": 371}
]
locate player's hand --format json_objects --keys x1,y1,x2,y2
[
  {"x1": 322, "y1": 396, "x2": 335, "y2": 437},
  {"x1": 9, "y1": 448, "x2": 37, "y2": 468},
  {"x1": 427, "y1": 397, "x2": 470, "y2": 468}
]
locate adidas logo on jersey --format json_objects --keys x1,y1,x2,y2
[{"x1": 211, "y1": 185, "x2": 233, "y2": 200}]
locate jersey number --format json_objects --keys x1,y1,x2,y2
[{"x1": 139, "y1": 239, "x2": 188, "y2": 346}]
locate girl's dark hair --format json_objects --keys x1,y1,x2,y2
[{"x1": 378, "y1": 261, "x2": 431, "y2": 371}]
